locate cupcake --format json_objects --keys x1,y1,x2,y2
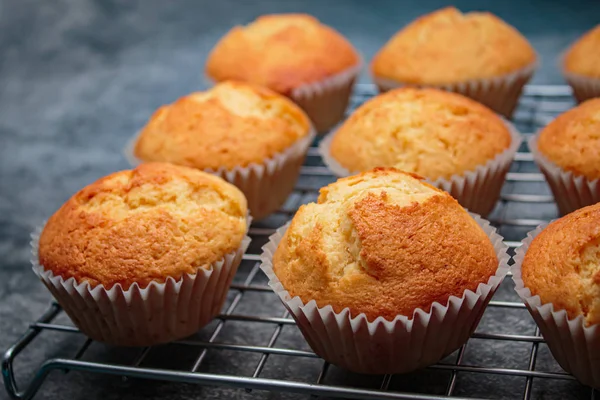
[
  {"x1": 530, "y1": 98, "x2": 600, "y2": 216},
  {"x1": 513, "y1": 203, "x2": 600, "y2": 388},
  {"x1": 205, "y1": 13, "x2": 361, "y2": 133},
  {"x1": 261, "y1": 168, "x2": 509, "y2": 374},
  {"x1": 320, "y1": 87, "x2": 521, "y2": 216},
  {"x1": 371, "y1": 7, "x2": 537, "y2": 118},
  {"x1": 34, "y1": 162, "x2": 250, "y2": 346},
  {"x1": 130, "y1": 81, "x2": 314, "y2": 220},
  {"x1": 563, "y1": 25, "x2": 600, "y2": 103}
]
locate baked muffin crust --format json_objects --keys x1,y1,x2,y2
[
  {"x1": 522, "y1": 203, "x2": 600, "y2": 326},
  {"x1": 206, "y1": 14, "x2": 360, "y2": 94},
  {"x1": 38, "y1": 163, "x2": 248, "y2": 290},
  {"x1": 537, "y1": 98, "x2": 600, "y2": 180},
  {"x1": 564, "y1": 25, "x2": 600, "y2": 79},
  {"x1": 329, "y1": 88, "x2": 512, "y2": 180},
  {"x1": 134, "y1": 81, "x2": 311, "y2": 170},
  {"x1": 371, "y1": 7, "x2": 536, "y2": 85},
  {"x1": 273, "y1": 168, "x2": 498, "y2": 321}
]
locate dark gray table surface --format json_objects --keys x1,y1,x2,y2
[{"x1": 1, "y1": 1, "x2": 599, "y2": 399}]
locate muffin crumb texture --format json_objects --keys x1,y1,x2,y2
[
  {"x1": 537, "y1": 98, "x2": 600, "y2": 180},
  {"x1": 134, "y1": 81, "x2": 311, "y2": 170},
  {"x1": 38, "y1": 163, "x2": 248, "y2": 290},
  {"x1": 522, "y1": 203, "x2": 600, "y2": 326},
  {"x1": 329, "y1": 88, "x2": 511, "y2": 180},
  {"x1": 564, "y1": 25, "x2": 600, "y2": 78},
  {"x1": 206, "y1": 14, "x2": 360, "y2": 94},
  {"x1": 371, "y1": 7, "x2": 536, "y2": 84},
  {"x1": 273, "y1": 168, "x2": 498, "y2": 321}
]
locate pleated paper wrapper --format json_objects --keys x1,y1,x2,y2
[
  {"x1": 373, "y1": 63, "x2": 537, "y2": 118},
  {"x1": 512, "y1": 224, "x2": 600, "y2": 388},
  {"x1": 260, "y1": 214, "x2": 509, "y2": 374},
  {"x1": 529, "y1": 134, "x2": 600, "y2": 216},
  {"x1": 564, "y1": 72, "x2": 600, "y2": 104},
  {"x1": 31, "y1": 225, "x2": 251, "y2": 347},
  {"x1": 125, "y1": 130, "x2": 315, "y2": 221},
  {"x1": 289, "y1": 60, "x2": 362, "y2": 134},
  {"x1": 319, "y1": 120, "x2": 522, "y2": 217}
]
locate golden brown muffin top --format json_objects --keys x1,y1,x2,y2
[
  {"x1": 522, "y1": 203, "x2": 600, "y2": 326},
  {"x1": 205, "y1": 14, "x2": 360, "y2": 94},
  {"x1": 38, "y1": 163, "x2": 248, "y2": 290},
  {"x1": 273, "y1": 168, "x2": 498, "y2": 321},
  {"x1": 537, "y1": 98, "x2": 600, "y2": 180},
  {"x1": 134, "y1": 81, "x2": 311, "y2": 170},
  {"x1": 564, "y1": 25, "x2": 600, "y2": 78},
  {"x1": 329, "y1": 88, "x2": 512, "y2": 180},
  {"x1": 371, "y1": 7, "x2": 536, "y2": 85}
]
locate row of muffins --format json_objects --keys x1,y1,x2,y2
[
  {"x1": 204, "y1": 8, "x2": 600, "y2": 130},
  {"x1": 130, "y1": 80, "x2": 600, "y2": 218},
  {"x1": 31, "y1": 8, "x2": 600, "y2": 392},
  {"x1": 35, "y1": 164, "x2": 600, "y2": 387}
]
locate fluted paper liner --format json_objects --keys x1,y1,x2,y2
[
  {"x1": 374, "y1": 63, "x2": 537, "y2": 118},
  {"x1": 512, "y1": 224, "x2": 600, "y2": 388},
  {"x1": 31, "y1": 224, "x2": 251, "y2": 347},
  {"x1": 529, "y1": 135, "x2": 600, "y2": 216},
  {"x1": 564, "y1": 72, "x2": 600, "y2": 104},
  {"x1": 319, "y1": 121, "x2": 522, "y2": 217},
  {"x1": 289, "y1": 60, "x2": 362, "y2": 134},
  {"x1": 125, "y1": 129, "x2": 316, "y2": 221},
  {"x1": 260, "y1": 214, "x2": 509, "y2": 374}
]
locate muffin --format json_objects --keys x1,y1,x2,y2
[
  {"x1": 530, "y1": 98, "x2": 600, "y2": 215},
  {"x1": 131, "y1": 81, "x2": 313, "y2": 220},
  {"x1": 563, "y1": 25, "x2": 600, "y2": 103},
  {"x1": 34, "y1": 162, "x2": 250, "y2": 346},
  {"x1": 371, "y1": 7, "x2": 537, "y2": 117},
  {"x1": 261, "y1": 168, "x2": 509, "y2": 374},
  {"x1": 320, "y1": 88, "x2": 521, "y2": 216},
  {"x1": 513, "y1": 203, "x2": 600, "y2": 388},
  {"x1": 205, "y1": 13, "x2": 361, "y2": 132}
]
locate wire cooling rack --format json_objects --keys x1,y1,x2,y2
[{"x1": 3, "y1": 84, "x2": 596, "y2": 400}]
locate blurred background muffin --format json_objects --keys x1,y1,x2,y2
[
  {"x1": 262, "y1": 168, "x2": 507, "y2": 374},
  {"x1": 35, "y1": 162, "x2": 249, "y2": 346},
  {"x1": 132, "y1": 81, "x2": 313, "y2": 220},
  {"x1": 321, "y1": 87, "x2": 520, "y2": 216},
  {"x1": 371, "y1": 7, "x2": 537, "y2": 118},
  {"x1": 530, "y1": 98, "x2": 600, "y2": 215},
  {"x1": 513, "y1": 202, "x2": 600, "y2": 388},
  {"x1": 206, "y1": 13, "x2": 361, "y2": 132},
  {"x1": 563, "y1": 24, "x2": 600, "y2": 103}
]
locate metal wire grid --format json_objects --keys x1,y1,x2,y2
[{"x1": 2, "y1": 84, "x2": 594, "y2": 400}]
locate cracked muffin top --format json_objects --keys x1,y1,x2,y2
[
  {"x1": 134, "y1": 81, "x2": 311, "y2": 170},
  {"x1": 205, "y1": 13, "x2": 360, "y2": 94},
  {"x1": 522, "y1": 202, "x2": 600, "y2": 326},
  {"x1": 371, "y1": 7, "x2": 536, "y2": 85},
  {"x1": 536, "y1": 98, "x2": 600, "y2": 180},
  {"x1": 38, "y1": 163, "x2": 248, "y2": 290},
  {"x1": 272, "y1": 168, "x2": 498, "y2": 321},
  {"x1": 328, "y1": 87, "x2": 512, "y2": 180}
]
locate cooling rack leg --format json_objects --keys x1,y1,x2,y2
[{"x1": 2, "y1": 302, "x2": 62, "y2": 399}]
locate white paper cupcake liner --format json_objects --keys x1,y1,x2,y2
[
  {"x1": 319, "y1": 120, "x2": 522, "y2": 217},
  {"x1": 289, "y1": 59, "x2": 362, "y2": 134},
  {"x1": 529, "y1": 135, "x2": 600, "y2": 216},
  {"x1": 125, "y1": 129, "x2": 316, "y2": 221},
  {"x1": 564, "y1": 72, "x2": 600, "y2": 103},
  {"x1": 31, "y1": 223, "x2": 251, "y2": 347},
  {"x1": 260, "y1": 214, "x2": 509, "y2": 374},
  {"x1": 374, "y1": 63, "x2": 537, "y2": 118},
  {"x1": 512, "y1": 224, "x2": 600, "y2": 388}
]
